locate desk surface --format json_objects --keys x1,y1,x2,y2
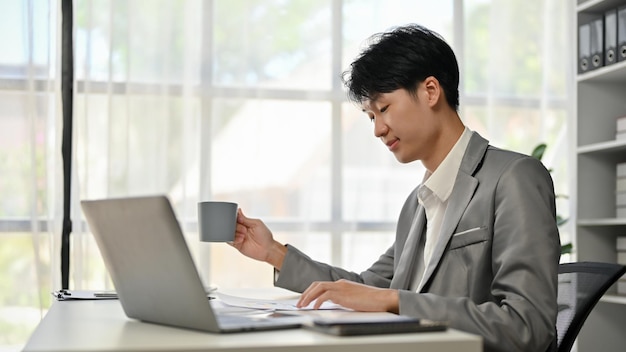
[{"x1": 24, "y1": 292, "x2": 482, "y2": 352}]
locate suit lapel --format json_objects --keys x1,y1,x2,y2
[
  {"x1": 417, "y1": 172, "x2": 478, "y2": 291},
  {"x1": 416, "y1": 132, "x2": 488, "y2": 292},
  {"x1": 390, "y1": 206, "x2": 426, "y2": 289}
]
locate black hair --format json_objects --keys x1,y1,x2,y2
[{"x1": 341, "y1": 24, "x2": 459, "y2": 111}]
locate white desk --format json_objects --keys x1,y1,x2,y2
[{"x1": 24, "y1": 295, "x2": 482, "y2": 352}]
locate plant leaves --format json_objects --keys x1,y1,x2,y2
[
  {"x1": 531, "y1": 143, "x2": 547, "y2": 161},
  {"x1": 561, "y1": 243, "x2": 573, "y2": 255}
]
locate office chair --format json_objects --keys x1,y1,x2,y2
[{"x1": 555, "y1": 261, "x2": 626, "y2": 352}]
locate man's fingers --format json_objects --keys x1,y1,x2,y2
[
  {"x1": 298, "y1": 281, "x2": 331, "y2": 309},
  {"x1": 235, "y1": 223, "x2": 248, "y2": 235},
  {"x1": 237, "y1": 208, "x2": 257, "y2": 227},
  {"x1": 297, "y1": 282, "x2": 317, "y2": 308},
  {"x1": 313, "y1": 291, "x2": 333, "y2": 310}
]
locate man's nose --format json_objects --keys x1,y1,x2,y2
[{"x1": 374, "y1": 117, "x2": 388, "y2": 138}]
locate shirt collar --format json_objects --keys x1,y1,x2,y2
[{"x1": 421, "y1": 127, "x2": 472, "y2": 203}]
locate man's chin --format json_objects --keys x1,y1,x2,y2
[{"x1": 393, "y1": 153, "x2": 415, "y2": 164}]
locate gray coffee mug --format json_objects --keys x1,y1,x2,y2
[{"x1": 198, "y1": 201, "x2": 238, "y2": 242}]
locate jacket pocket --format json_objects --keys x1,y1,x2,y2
[{"x1": 449, "y1": 227, "x2": 489, "y2": 250}]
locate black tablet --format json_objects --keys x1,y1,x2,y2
[{"x1": 305, "y1": 315, "x2": 448, "y2": 336}]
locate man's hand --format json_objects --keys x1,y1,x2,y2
[
  {"x1": 231, "y1": 209, "x2": 287, "y2": 269},
  {"x1": 296, "y1": 279, "x2": 399, "y2": 313}
]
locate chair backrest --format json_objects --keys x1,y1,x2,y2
[{"x1": 556, "y1": 262, "x2": 626, "y2": 352}]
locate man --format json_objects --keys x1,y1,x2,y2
[{"x1": 232, "y1": 24, "x2": 560, "y2": 352}]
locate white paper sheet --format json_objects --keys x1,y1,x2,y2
[{"x1": 214, "y1": 291, "x2": 346, "y2": 311}]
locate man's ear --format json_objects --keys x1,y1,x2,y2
[{"x1": 423, "y1": 76, "x2": 442, "y2": 108}]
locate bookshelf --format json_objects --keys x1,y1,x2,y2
[{"x1": 575, "y1": 0, "x2": 626, "y2": 351}]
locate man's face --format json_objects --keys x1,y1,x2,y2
[{"x1": 361, "y1": 86, "x2": 440, "y2": 164}]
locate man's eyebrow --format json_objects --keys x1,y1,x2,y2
[
  {"x1": 361, "y1": 96, "x2": 381, "y2": 112},
  {"x1": 361, "y1": 103, "x2": 374, "y2": 113}
]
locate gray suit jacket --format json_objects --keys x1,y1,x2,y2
[{"x1": 275, "y1": 132, "x2": 560, "y2": 352}]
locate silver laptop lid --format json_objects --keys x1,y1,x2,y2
[{"x1": 81, "y1": 195, "x2": 220, "y2": 332}]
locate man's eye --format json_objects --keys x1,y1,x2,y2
[{"x1": 380, "y1": 105, "x2": 389, "y2": 113}]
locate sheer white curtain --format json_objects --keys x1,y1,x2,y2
[
  {"x1": 69, "y1": 0, "x2": 460, "y2": 291},
  {"x1": 71, "y1": 0, "x2": 205, "y2": 289},
  {"x1": 0, "y1": 0, "x2": 63, "y2": 350},
  {"x1": 0, "y1": 0, "x2": 573, "y2": 350}
]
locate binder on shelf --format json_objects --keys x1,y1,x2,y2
[
  {"x1": 606, "y1": 9, "x2": 618, "y2": 66},
  {"x1": 579, "y1": 21, "x2": 591, "y2": 73},
  {"x1": 618, "y1": 192, "x2": 626, "y2": 207},
  {"x1": 617, "y1": 116, "x2": 626, "y2": 140},
  {"x1": 618, "y1": 251, "x2": 626, "y2": 266},
  {"x1": 618, "y1": 163, "x2": 626, "y2": 218},
  {"x1": 590, "y1": 16, "x2": 604, "y2": 70},
  {"x1": 617, "y1": 6, "x2": 626, "y2": 61},
  {"x1": 617, "y1": 236, "x2": 626, "y2": 251},
  {"x1": 617, "y1": 177, "x2": 626, "y2": 192},
  {"x1": 618, "y1": 162, "x2": 626, "y2": 178}
]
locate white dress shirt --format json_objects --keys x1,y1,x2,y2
[{"x1": 411, "y1": 127, "x2": 472, "y2": 290}]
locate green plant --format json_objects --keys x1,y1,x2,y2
[{"x1": 531, "y1": 143, "x2": 572, "y2": 255}]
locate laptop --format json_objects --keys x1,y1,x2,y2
[{"x1": 80, "y1": 195, "x2": 305, "y2": 333}]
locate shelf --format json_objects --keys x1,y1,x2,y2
[
  {"x1": 577, "y1": 61, "x2": 626, "y2": 83},
  {"x1": 600, "y1": 294, "x2": 626, "y2": 305},
  {"x1": 578, "y1": 218, "x2": 626, "y2": 227},
  {"x1": 574, "y1": 0, "x2": 626, "y2": 347},
  {"x1": 578, "y1": 0, "x2": 625, "y2": 12},
  {"x1": 577, "y1": 139, "x2": 626, "y2": 155}
]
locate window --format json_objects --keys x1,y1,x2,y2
[{"x1": 73, "y1": 0, "x2": 460, "y2": 290}]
